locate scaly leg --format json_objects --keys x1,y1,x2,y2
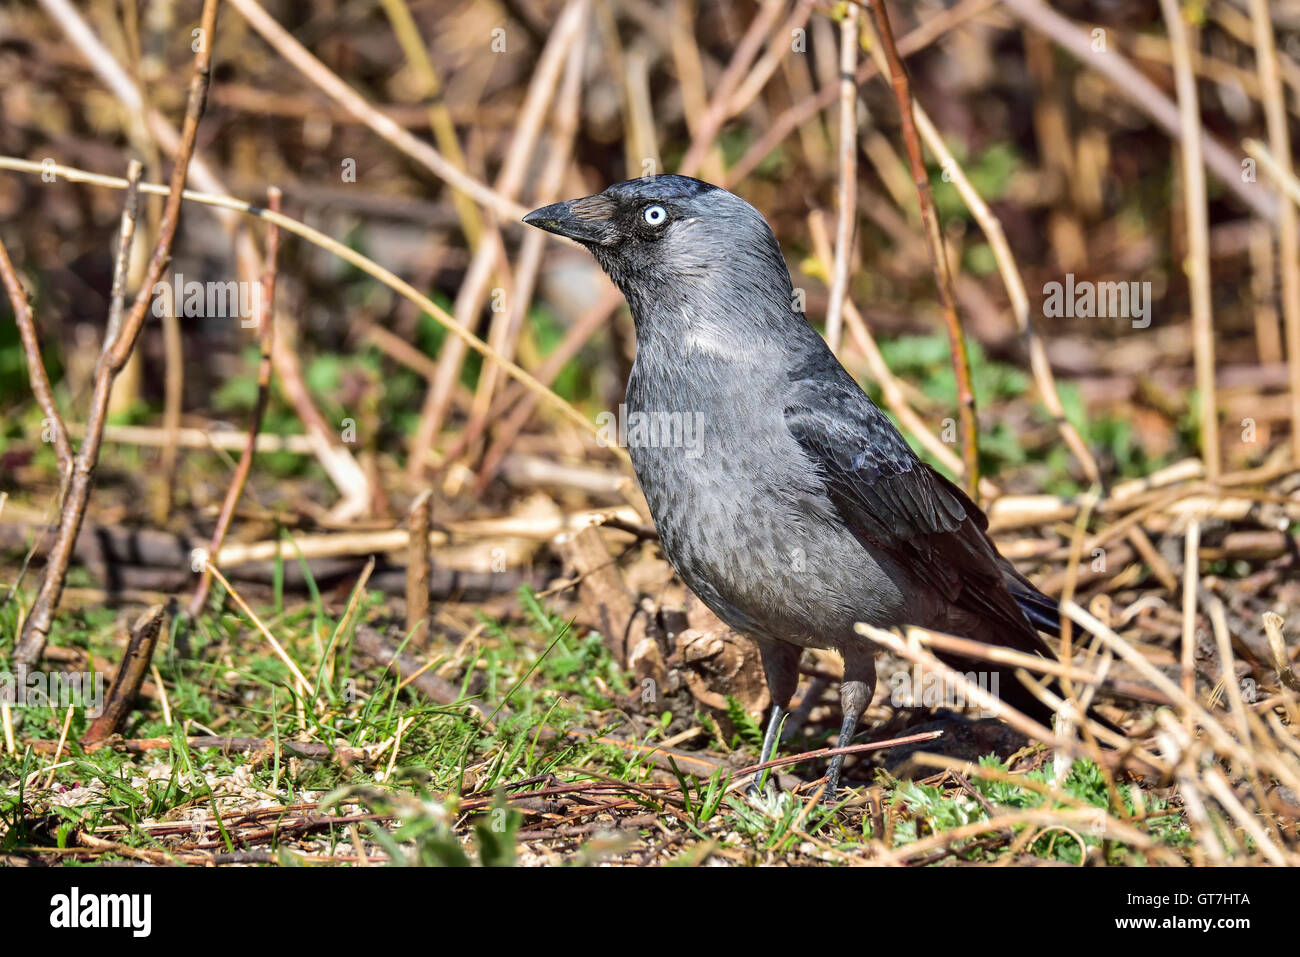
[
  {"x1": 749, "y1": 641, "x2": 800, "y2": 796},
  {"x1": 824, "y1": 648, "x2": 877, "y2": 800},
  {"x1": 758, "y1": 702, "x2": 786, "y2": 768}
]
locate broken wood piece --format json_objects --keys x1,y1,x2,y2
[{"x1": 82, "y1": 605, "x2": 166, "y2": 745}]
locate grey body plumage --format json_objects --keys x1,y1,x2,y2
[{"x1": 525, "y1": 175, "x2": 1073, "y2": 794}]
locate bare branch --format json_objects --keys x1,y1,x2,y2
[{"x1": 15, "y1": 0, "x2": 221, "y2": 666}]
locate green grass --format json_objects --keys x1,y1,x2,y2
[{"x1": 0, "y1": 578, "x2": 1197, "y2": 866}]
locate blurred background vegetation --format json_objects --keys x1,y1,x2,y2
[{"x1": 1, "y1": 0, "x2": 1295, "y2": 512}]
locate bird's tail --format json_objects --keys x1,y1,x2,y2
[{"x1": 932, "y1": 641, "x2": 1125, "y2": 740}]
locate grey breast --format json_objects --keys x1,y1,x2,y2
[{"x1": 624, "y1": 349, "x2": 913, "y2": 651}]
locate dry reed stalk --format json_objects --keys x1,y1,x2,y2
[
  {"x1": 858, "y1": 0, "x2": 981, "y2": 500},
  {"x1": 408, "y1": 0, "x2": 590, "y2": 476},
  {"x1": 377, "y1": 0, "x2": 485, "y2": 248},
  {"x1": 724, "y1": 0, "x2": 999, "y2": 186},
  {"x1": 225, "y1": 0, "x2": 526, "y2": 222},
  {"x1": 463, "y1": 10, "x2": 590, "y2": 459},
  {"x1": 1005, "y1": 0, "x2": 1278, "y2": 221},
  {"x1": 1158, "y1": 0, "x2": 1218, "y2": 479},
  {"x1": 677, "y1": 0, "x2": 787, "y2": 178},
  {"x1": 1247, "y1": 0, "x2": 1300, "y2": 464},
  {"x1": 807, "y1": 211, "x2": 1000, "y2": 499},
  {"x1": 824, "y1": 4, "x2": 860, "y2": 355},
  {"x1": 904, "y1": 97, "x2": 1101, "y2": 487}
]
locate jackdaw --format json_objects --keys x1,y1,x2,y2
[{"x1": 526, "y1": 174, "x2": 1094, "y2": 796}]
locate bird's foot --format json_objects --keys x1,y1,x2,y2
[
  {"x1": 817, "y1": 780, "x2": 853, "y2": 806},
  {"x1": 746, "y1": 762, "x2": 784, "y2": 800},
  {"x1": 819, "y1": 774, "x2": 843, "y2": 806}
]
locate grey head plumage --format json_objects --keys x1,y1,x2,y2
[{"x1": 523, "y1": 174, "x2": 801, "y2": 347}]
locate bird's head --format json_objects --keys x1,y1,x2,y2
[{"x1": 523, "y1": 175, "x2": 795, "y2": 329}]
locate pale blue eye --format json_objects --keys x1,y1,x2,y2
[{"x1": 643, "y1": 204, "x2": 667, "y2": 226}]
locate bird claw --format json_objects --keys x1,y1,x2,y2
[{"x1": 819, "y1": 785, "x2": 848, "y2": 807}]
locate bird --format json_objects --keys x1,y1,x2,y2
[{"x1": 525, "y1": 174, "x2": 1101, "y2": 797}]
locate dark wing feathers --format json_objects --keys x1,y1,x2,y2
[{"x1": 784, "y1": 375, "x2": 1054, "y2": 658}]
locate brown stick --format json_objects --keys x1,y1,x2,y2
[
  {"x1": 405, "y1": 490, "x2": 432, "y2": 645},
  {"x1": 185, "y1": 186, "x2": 282, "y2": 619},
  {"x1": 862, "y1": 0, "x2": 980, "y2": 499},
  {"x1": 18, "y1": 188, "x2": 147, "y2": 663},
  {"x1": 81, "y1": 605, "x2": 166, "y2": 745}
]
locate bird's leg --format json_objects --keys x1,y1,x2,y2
[
  {"x1": 758, "y1": 703, "x2": 786, "y2": 767},
  {"x1": 824, "y1": 650, "x2": 877, "y2": 800},
  {"x1": 750, "y1": 641, "x2": 800, "y2": 797},
  {"x1": 823, "y1": 710, "x2": 860, "y2": 799}
]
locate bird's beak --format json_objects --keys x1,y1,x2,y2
[{"x1": 522, "y1": 195, "x2": 614, "y2": 245}]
